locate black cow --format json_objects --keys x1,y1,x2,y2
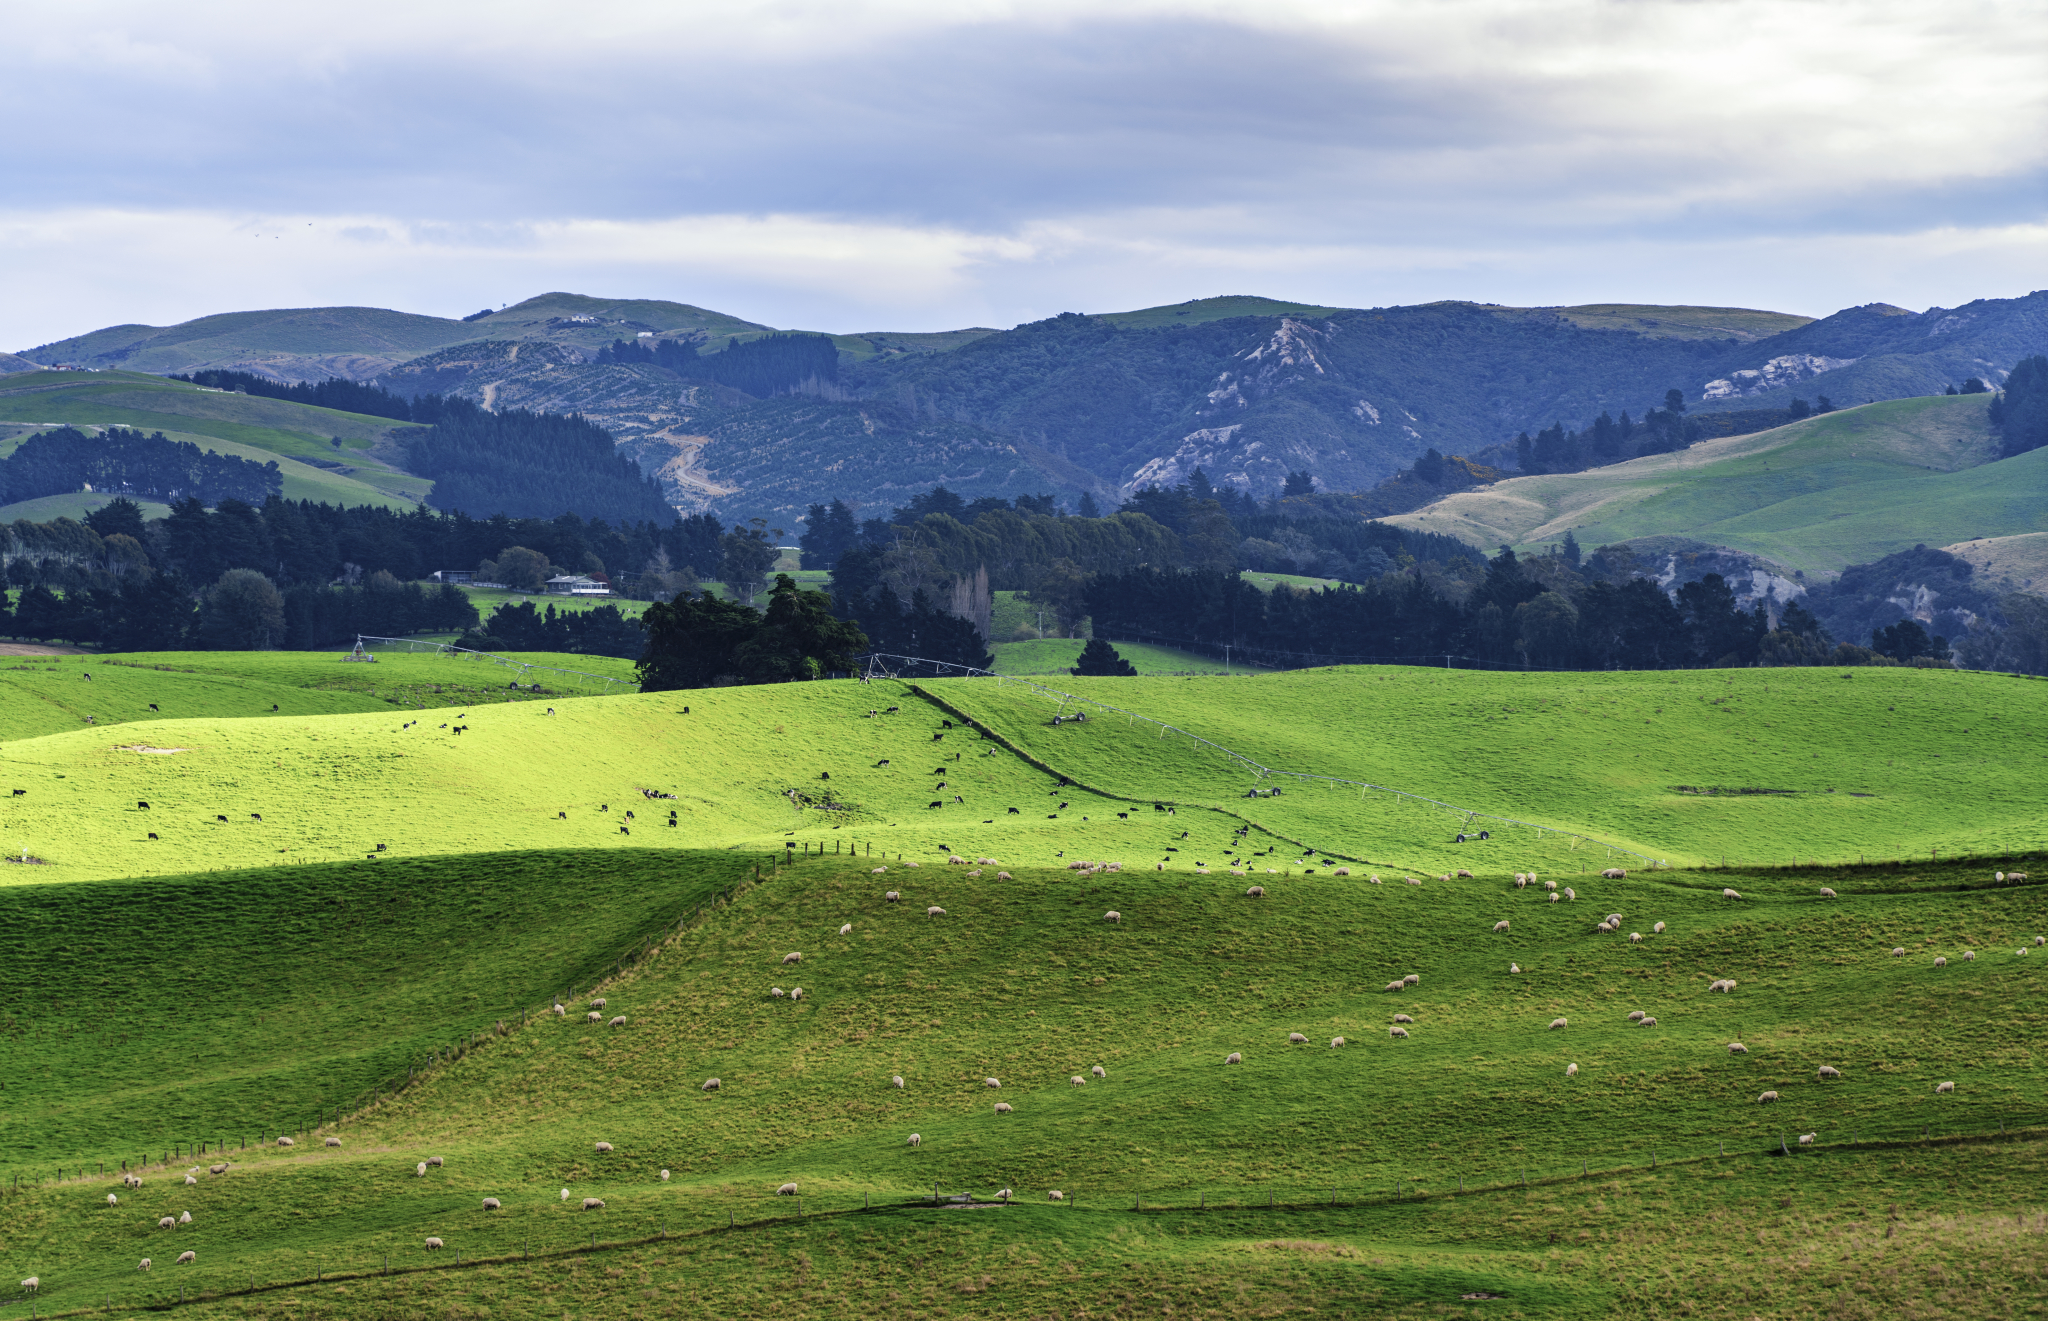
[{"x1": 928, "y1": 801, "x2": 944, "y2": 809}]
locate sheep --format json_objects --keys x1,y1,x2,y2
[
  {"x1": 277, "y1": 1136, "x2": 294, "y2": 1147},
  {"x1": 483, "y1": 1197, "x2": 502, "y2": 1210},
  {"x1": 109, "y1": 1192, "x2": 119, "y2": 1205},
  {"x1": 417, "y1": 1163, "x2": 429, "y2": 1177},
  {"x1": 2009, "y1": 872, "x2": 2030, "y2": 882},
  {"x1": 996, "y1": 871, "x2": 1012, "y2": 880},
  {"x1": 1389, "y1": 1025, "x2": 1409, "y2": 1039},
  {"x1": 1563, "y1": 887, "x2": 1577, "y2": 901},
  {"x1": 994, "y1": 1102, "x2": 1013, "y2": 1113},
  {"x1": 660, "y1": 1170, "x2": 671, "y2": 1181},
  {"x1": 608, "y1": 1015, "x2": 627, "y2": 1027},
  {"x1": 1817, "y1": 1065, "x2": 1842, "y2": 1080},
  {"x1": 1092, "y1": 1064, "x2": 1107, "y2": 1078},
  {"x1": 790, "y1": 987, "x2": 804, "y2": 1001},
  {"x1": 1627, "y1": 1010, "x2": 1645, "y2": 1022},
  {"x1": 1595, "y1": 921, "x2": 1614, "y2": 934},
  {"x1": 1369, "y1": 875, "x2": 1382, "y2": 884},
  {"x1": 595, "y1": 1142, "x2": 614, "y2": 1154},
  {"x1": 1246, "y1": 885, "x2": 1265, "y2": 897},
  {"x1": 1729, "y1": 1042, "x2": 1748, "y2": 1055},
  {"x1": 772, "y1": 987, "x2": 786, "y2": 998},
  {"x1": 904, "y1": 861, "x2": 920, "y2": 868},
  {"x1": 782, "y1": 952, "x2": 804, "y2": 967},
  {"x1": 1403, "y1": 974, "x2": 1420, "y2": 986},
  {"x1": 1630, "y1": 932, "x2": 1644, "y2": 944},
  {"x1": 582, "y1": 1198, "x2": 606, "y2": 1210},
  {"x1": 1048, "y1": 1190, "x2": 1066, "y2": 1201},
  {"x1": 425, "y1": 1238, "x2": 445, "y2": 1251},
  {"x1": 2020, "y1": 948, "x2": 2030, "y2": 956},
  {"x1": 1515, "y1": 875, "x2": 1530, "y2": 889},
  {"x1": 1070, "y1": 1075, "x2": 1086, "y2": 1086},
  {"x1": 1104, "y1": 910, "x2": 1121, "y2": 923},
  {"x1": 1548, "y1": 1017, "x2": 1568, "y2": 1030},
  {"x1": 1819, "y1": 887, "x2": 1837, "y2": 898},
  {"x1": 1934, "y1": 956, "x2": 1947, "y2": 967},
  {"x1": 1639, "y1": 1015, "x2": 1658, "y2": 1027},
  {"x1": 1544, "y1": 880, "x2": 1558, "y2": 892},
  {"x1": 138, "y1": 1261, "x2": 151, "y2": 1272},
  {"x1": 1510, "y1": 963, "x2": 1521, "y2": 974},
  {"x1": 1892, "y1": 947, "x2": 1906, "y2": 957},
  {"x1": 553, "y1": 1003, "x2": 567, "y2": 1016},
  {"x1": 1284, "y1": 1031, "x2": 1308, "y2": 1044},
  {"x1": 995, "y1": 1188, "x2": 1014, "y2": 1202},
  {"x1": 703, "y1": 1078, "x2": 722, "y2": 1091},
  {"x1": 587, "y1": 1011, "x2": 603, "y2": 1022},
  {"x1": 325, "y1": 1136, "x2": 341, "y2": 1148},
  {"x1": 1385, "y1": 980, "x2": 1405, "y2": 992},
  {"x1": 1798, "y1": 1133, "x2": 1816, "y2": 1146},
  {"x1": 927, "y1": 906, "x2": 946, "y2": 917},
  {"x1": 949, "y1": 855, "x2": 966, "y2": 865},
  {"x1": 874, "y1": 868, "x2": 889, "y2": 876},
  {"x1": 1547, "y1": 892, "x2": 1560, "y2": 904},
  {"x1": 1493, "y1": 920, "x2": 1510, "y2": 933},
  {"x1": 1331, "y1": 1036, "x2": 1347, "y2": 1047},
  {"x1": 884, "y1": 889, "x2": 899, "y2": 900},
  {"x1": 839, "y1": 923, "x2": 853, "y2": 935},
  {"x1": 1708, "y1": 979, "x2": 1736, "y2": 993},
  {"x1": 907, "y1": 1134, "x2": 922, "y2": 1147},
  {"x1": 21, "y1": 1276, "x2": 39, "y2": 1291},
  {"x1": 1406, "y1": 877, "x2": 1423, "y2": 886},
  {"x1": 1606, "y1": 913, "x2": 1624, "y2": 926},
  {"x1": 1392, "y1": 1013, "x2": 1413, "y2": 1024},
  {"x1": 560, "y1": 1189, "x2": 571, "y2": 1201},
  {"x1": 1456, "y1": 868, "x2": 1473, "y2": 879},
  {"x1": 892, "y1": 1075, "x2": 905, "y2": 1089},
  {"x1": 1333, "y1": 867, "x2": 1352, "y2": 876},
  {"x1": 1653, "y1": 921, "x2": 1666, "y2": 934},
  {"x1": 1224, "y1": 1052, "x2": 1243, "y2": 1065},
  {"x1": 1936, "y1": 1081, "x2": 1956, "y2": 1094},
  {"x1": 159, "y1": 1216, "x2": 176, "y2": 1230},
  {"x1": 1602, "y1": 868, "x2": 1626, "y2": 880},
  {"x1": 185, "y1": 1174, "x2": 197, "y2": 1184},
  {"x1": 125, "y1": 1174, "x2": 142, "y2": 1188},
  {"x1": 590, "y1": 998, "x2": 607, "y2": 1010},
  {"x1": 1963, "y1": 950, "x2": 1976, "y2": 961},
  {"x1": 1566, "y1": 1063, "x2": 1578, "y2": 1077},
  {"x1": 1758, "y1": 1090, "x2": 1780, "y2": 1103},
  {"x1": 777, "y1": 1183, "x2": 799, "y2": 1196},
  {"x1": 1723, "y1": 888, "x2": 1742, "y2": 899}
]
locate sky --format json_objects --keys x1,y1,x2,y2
[{"x1": 4, "y1": 0, "x2": 2045, "y2": 349}]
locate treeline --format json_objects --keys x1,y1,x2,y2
[
  {"x1": 456, "y1": 599, "x2": 648, "y2": 659},
  {"x1": 399, "y1": 396, "x2": 675, "y2": 525},
  {"x1": 1991, "y1": 355, "x2": 2048, "y2": 458},
  {"x1": 595, "y1": 333, "x2": 840, "y2": 399},
  {"x1": 2, "y1": 571, "x2": 478, "y2": 651},
  {"x1": 169, "y1": 370, "x2": 416, "y2": 421},
  {"x1": 0, "y1": 426, "x2": 282, "y2": 506}
]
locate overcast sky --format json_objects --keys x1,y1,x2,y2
[{"x1": 4, "y1": 0, "x2": 2044, "y2": 348}]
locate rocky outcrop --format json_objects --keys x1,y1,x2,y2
[{"x1": 1702, "y1": 353, "x2": 1858, "y2": 400}]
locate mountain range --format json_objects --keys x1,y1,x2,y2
[{"x1": 18, "y1": 289, "x2": 2047, "y2": 529}]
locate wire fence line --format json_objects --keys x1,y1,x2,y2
[
  {"x1": 7, "y1": 1114, "x2": 2044, "y2": 1316},
  {"x1": 349, "y1": 635, "x2": 640, "y2": 694},
  {"x1": 859, "y1": 652, "x2": 1663, "y2": 869}
]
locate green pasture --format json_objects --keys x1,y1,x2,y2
[
  {"x1": 2, "y1": 847, "x2": 2045, "y2": 1318},
  {"x1": 0, "y1": 491, "x2": 173, "y2": 525},
  {"x1": 1384, "y1": 394, "x2": 2044, "y2": 576},
  {"x1": 458, "y1": 588, "x2": 656, "y2": 621},
  {"x1": 0, "y1": 370, "x2": 409, "y2": 453},
  {"x1": 989, "y1": 637, "x2": 1269, "y2": 676}
]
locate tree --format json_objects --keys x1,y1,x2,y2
[
  {"x1": 480, "y1": 546, "x2": 553, "y2": 592},
  {"x1": 1281, "y1": 470, "x2": 1316, "y2": 497},
  {"x1": 197, "y1": 569, "x2": 286, "y2": 649},
  {"x1": 719, "y1": 522, "x2": 778, "y2": 605},
  {"x1": 1514, "y1": 591, "x2": 1579, "y2": 668},
  {"x1": 1961, "y1": 377, "x2": 1990, "y2": 395},
  {"x1": 1664, "y1": 388, "x2": 1687, "y2": 414},
  {"x1": 1071, "y1": 637, "x2": 1137, "y2": 676},
  {"x1": 1560, "y1": 529, "x2": 1581, "y2": 567},
  {"x1": 1077, "y1": 491, "x2": 1102, "y2": 519},
  {"x1": 1871, "y1": 618, "x2": 1948, "y2": 663},
  {"x1": 1961, "y1": 593, "x2": 2048, "y2": 675},
  {"x1": 84, "y1": 497, "x2": 148, "y2": 542},
  {"x1": 1789, "y1": 398, "x2": 1811, "y2": 419},
  {"x1": 798, "y1": 499, "x2": 860, "y2": 570},
  {"x1": 1027, "y1": 558, "x2": 1093, "y2": 636},
  {"x1": 636, "y1": 590, "x2": 767, "y2": 690},
  {"x1": 732, "y1": 575, "x2": 870, "y2": 682},
  {"x1": 1992, "y1": 355, "x2": 2048, "y2": 458}
]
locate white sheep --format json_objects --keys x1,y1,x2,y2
[
  {"x1": 1639, "y1": 1016, "x2": 1658, "y2": 1027},
  {"x1": 1602, "y1": 868, "x2": 1626, "y2": 880},
  {"x1": 949, "y1": 855, "x2": 966, "y2": 865},
  {"x1": 1606, "y1": 913, "x2": 1624, "y2": 925},
  {"x1": 587, "y1": 1010, "x2": 603, "y2": 1023},
  {"x1": 1389, "y1": 1025, "x2": 1409, "y2": 1038},
  {"x1": 1091, "y1": 1065, "x2": 1106, "y2": 1078},
  {"x1": 427, "y1": 1156, "x2": 443, "y2": 1167},
  {"x1": 1224, "y1": 1052, "x2": 1243, "y2": 1065},
  {"x1": 771, "y1": 987, "x2": 786, "y2": 998},
  {"x1": 425, "y1": 1237, "x2": 445, "y2": 1251},
  {"x1": 1758, "y1": 1090, "x2": 1779, "y2": 1104},
  {"x1": 892, "y1": 1075, "x2": 905, "y2": 1089},
  {"x1": 1723, "y1": 888, "x2": 1742, "y2": 899},
  {"x1": 994, "y1": 1102, "x2": 1013, "y2": 1113},
  {"x1": 1563, "y1": 887, "x2": 1576, "y2": 901},
  {"x1": 595, "y1": 1142, "x2": 614, "y2": 1153},
  {"x1": 1547, "y1": 892, "x2": 1560, "y2": 904},
  {"x1": 1819, "y1": 887, "x2": 1836, "y2": 898},
  {"x1": 185, "y1": 1174, "x2": 197, "y2": 1185},
  {"x1": 325, "y1": 1137, "x2": 341, "y2": 1148},
  {"x1": 582, "y1": 1198, "x2": 606, "y2": 1210},
  {"x1": 1407, "y1": 876, "x2": 1422, "y2": 886},
  {"x1": 927, "y1": 906, "x2": 946, "y2": 916},
  {"x1": 1510, "y1": 963, "x2": 1521, "y2": 973},
  {"x1": 840, "y1": 923, "x2": 853, "y2": 935},
  {"x1": 907, "y1": 1134, "x2": 921, "y2": 1147},
  {"x1": 1817, "y1": 1065, "x2": 1841, "y2": 1079},
  {"x1": 904, "y1": 861, "x2": 920, "y2": 868},
  {"x1": 1653, "y1": 921, "x2": 1666, "y2": 934},
  {"x1": 1104, "y1": 911, "x2": 1121, "y2": 923},
  {"x1": 660, "y1": 1170, "x2": 671, "y2": 1181},
  {"x1": 783, "y1": 952, "x2": 802, "y2": 965},
  {"x1": 1630, "y1": 932, "x2": 1643, "y2": 943},
  {"x1": 1331, "y1": 1036, "x2": 1346, "y2": 1047},
  {"x1": 2020, "y1": 947, "x2": 2030, "y2": 956},
  {"x1": 1070, "y1": 1075, "x2": 1086, "y2": 1086},
  {"x1": 209, "y1": 1163, "x2": 226, "y2": 1176},
  {"x1": 1544, "y1": 880, "x2": 1558, "y2": 892},
  {"x1": 277, "y1": 1136, "x2": 295, "y2": 1147},
  {"x1": 1934, "y1": 956, "x2": 1947, "y2": 967},
  {"x1": 1728, "y1": 1042, "x2": 1747, "y2": 1055},
  {"x1": 702, "y1": 1078, "x2": 722, "y2": 1091},
  {"x1": 138, "y1": 1260, "x2": 151, "y2": 1272},
  {"x1": 1548, "y1": 1017, "x2": 1568, "y2": 1030},
  {"x1": 609, "y1": 1015, "x2": 627, "y2": 1027},
  {"x1": 1963, "y1": 950, "x2": 1975, "y2": 961},
  {"x1": 985, "y1": 1077, "x2": 1001, "y2": 1088},
  {"x1": 790, "y1": 988, "x2": 804, "y2": 1001},
  {"x1": 158, "y1": 1217, "x2": 175, "y2": 1230},
  {"x1": 417, "y1": 1163, "x2": 428, "y2": 1177},
  {"x1": 1892, "y1": 947, "x2": 1906, "y2": 957},
  {"x1": 1595, "y1": 922, "x2": 1614, "y2": 934},
  {"x1": 1627, "y1": 1010, "x2": 1645, "y2": 1022},
  {"x1": 561, "y1": 1189, "x2": 571, "y2": 1201},
  {"x1": 21, "y1": 1276, "x2": 39, "y2": 1291},
  {"x1": 874, "y1": 869, "x2": 889, "y2": 876},
  {"x1": 1936, "y1": 1081, "x2": 1956, "y2": 1094},
  {"x1": 1246, "y1": 885, "x2": 1265, "y2": 897},
  {"x1": 1369, "y1": 874, "x2": 1382, "y2": 884},
  {"x1": 2010, "y1": 872, "x2": 2030, "y2": 882},
  {"x1": 1515, "y1": 874, "x2": 1529, "y2": 889},
  {"x1": 1385, "y1": 980, "x2": 1406, "y2": 992},
  {"x1": 1334, "y1": 867, "x2": 1352, "y2": 876},
  {"x1": 590, "y1": 998, "x2": 607, "y2": 1010},
  {"x1": 1048, "y1": 1190, "x2": 1065, "y2": 1201},
  {"x1": 1404, "y1": 974, "x2": 1420, "y2": 986},
  {"x1": 483, "y1": 1197, "x2": 501, "y2": 1210},
  {"x1": 1798, "y1": 1133, "x2": 1816, "y2": 1146},
  {"x1": 996, "y1": 872, "x2": 1012, "y2": 880},
  {"x1": 1566, "y1": 1063, "x2": 1578, "y2": 1077},
  {"x1": 1288, "y1": 1032, "x2": 1308, "y2": 1043},
  {"x1": 777, "y1": 1183, "x2": 799, "y2": 1195},
  {"x1": 1493, "y1": 920, "x2": 1510, "y2": 933},
  {"x1": 553, "y1": 1003, "x2": 566, "y2": 1016},
  {"x1": 995, "y1": 1188, "x2": 1013, "y2": 1201},
  {"x1": 1392, "y1": 1013, "x2": 1413, "y2": 1024}
]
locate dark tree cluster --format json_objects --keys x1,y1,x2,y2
[
  {"x1": 636, "y1": 574, "x2": 869, "y2": 689},
  {"x1": 826, "y1": 544, "x2": 994, "y2": 671},
  {"x1": 1990, "y1": 355, "x2": 2048, "y2": 459},
  {"x1": 1, "y1": 427, "x2": 281, "y2": 506},
  {"x1": 399, "y1": 396, "x2": 675, "y2": 525},
  {"x1": 457, "y1": 599, "x2": 648, "y2": 659},
  {"x1": 168, "y1": 370, "x2": 417, "y2": 422}
]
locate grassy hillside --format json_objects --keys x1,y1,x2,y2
[
  {"x1": 989, "y1": 638, "x2": 1269, "y2": 676},
  {"x1": 1542, "y1": 304, "x2": 1814, "y2": 342},
  {"x1": 1097, "y1": 295, "x2": 1354, "y2": 329},
  {"x1": 1945, "y1": 531, "x2": 2048, "y2": 597},
  {"x1": 1383, "y1": 394, "x2": 2038, "y2": 576}
]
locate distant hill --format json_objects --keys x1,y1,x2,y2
[{"x1": 1380, "y1": 394, "x2": 2048, "y2": 578}]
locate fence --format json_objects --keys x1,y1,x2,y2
[
  {"x1": 349, "y1": 635, "x2": 640, "y2": 694},
  {"x1": 858, "y1": 651, "x2": 1662, "y2": 869}
]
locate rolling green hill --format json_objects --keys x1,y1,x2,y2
[
  {"x1": 1945, "y1": 531, "x2": 2048, "y2": 597},
  {"x1": 1383, "y1": 394, "x2": 2042, "y2": 577}
]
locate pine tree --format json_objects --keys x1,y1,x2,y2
[{"x1": 1071, "y1": 637, "x2": 1137, "y2": 676}]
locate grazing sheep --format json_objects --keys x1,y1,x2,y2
[
  {"x1": 1818, "y1": 1066, "x2": 1842, "y2": 1079},
  {"x1": 949, "y1": 855, "x2": 966, "y2": 865},
  {"x1": 660, "y1": 1170, "x2": 671, "y2": 1181},
  {"x1": 927, "y1": 906, "x2": 946, "y2": 916},
  {"x1": 1246, "y1": 885, "x2": 1265, "y2": 897},
  {"x1": 185, "y1": 1174, "x2": 197, "y2": 1184},
  {"x1": 996, "y1": 871, "x2": 1012, "y2": 880},
  {"x1": 1104, "y1": 911, "x2": 1121, "y2": 923},
  {"x1": 840, "y1": 924, "x2": 853, "y2": 935},
  {"x1": 1729, "y1": 1042, "x2": 1748, "y2": 1055},
  {"x1": 1563, "y1": 888, "x2": 1576, "y2": 901},
  {"x1": 907, "y1": 1134, "x2": 922, "y2": 1147},
  {"x1": 1515, "y1": 875, "x2": 1529, "y2": 889},
  {"x1": 2009, "y1": 872, "x2": 2029, "y2": 882},
  {"x1": 1934, "y1": 956, "x2": 1948, "y2": 967},
  {"x1": 783, "y1": 952, "x2": 803, "y2": 966},
  {"x1": 108, "y1": 1193, "x2": 119, "y2": 1205},
  {"x1": 1606, "y1": 913, "x2": 1624, "y2": 925},
  {"x1": 159, "y1": 1217, "x2": 176, "y2": 1230},
  {"x1": 1595, "y1": 922, "x2": 1614, "y2": 934},
  {"x1": 874, "y1": 868, "x2": 889, "y2": 876},
  {"x1": 1092, "y1": 1064, "x2": 1106, "y2": 1078},
  {"x1": 1456, "y1": 868, "x2": 1473, "y2": 879},
  {"x1": 1049, "y1": 1190, "x2": 1065, "y2": 1201},
  {"x1": 1963, "y1": 950, "x2": 1976, "y2": 961},
  {"x1": 425, "y1": 1238, "x2": 445, "y2": 1251},
  {"x1": 1723, "y1": 888, "x2": 1742, "y2": 899},
  {"x1": 1334, "y1": 867, "x2": 1352, "y2": 876},
  {"x1": 179, "y1": 1211, "x2": 192, "y2": 1224},
  {"x1": 1708, "y1": 979, "x2": 1737, "y2": 993},
  {"x1": 1758, "y1": 1091, "x2": 1780, "y2": 1104},
  {"x1": 582, "y1": 1198, "x2": 606, "y2": 1210},
  {"x1": 561, "y1": 1189, "x2": 571, "y2": 1201},
  {"x1": 1369, "y1": 875, "x2": 1382, "y2": 884},
  {"x1": 138, "y1": 1260, "x2": 151, "y2": 1272},
  {"x1": 904, "y1": 861, "x2": 920, "y2": 868},
  {"x1": 1548, "y1": 892, "x2": 1560, "y2": 904},
  {"x1": 1288, "y1": 1032, "x2": 1309, "y2": 1043},
  {"x1": 277, "y1": 1136, "x2": 294, "y2": 1147},
  {"x1": 1549, "y1": 1017, "x2": 1568, "y2": 1030},
  {"x1": 1639, "y1": 1016, "x2": 1658, "y2": 1027},
  {"x1": 790, "y1": 988, "x2": 804, "y2": 1001},
  {"x1": 553, "y1": 1003, "x2": 566, "y2": 1016},
  {"x1": 416, "y1": 1163, "x2": 429, "y2": 1177},
  {"x1": 1389, "y1": 1025, "x2": 1409, "y2": 1039},
  {"x1": 891, "y1": 1075, "x2": 905, "y2": 1089},
  {"x1": 772, "y1": 987, "x2": 786, "y2": 998},
  {"x1": 1224, "y1": 1052, "x2": 1243, "y2": 1065},
  {"x1": 1892, "y1": 947, "x2": 1906, "y2": 957},
  {"x1": 589, "y1": 998, "x2": 607, "y2": 1010},
  {"x1": 1493, "y1": 920, "x2": 1510, "y2": 933},
  {"x1": 1544, "y1": 880, "x2": 1558, "y2": 892},
  {"x1": 595, "y1": 1142, "x2": 614, "y2": 1154},
  {"x1": 2019, "y1": 948, "x2": 2030, "y2": 956},
  {"x1": 21, "y1": 1277, "x2": 39, "y2": 1292},
  {"x1": 325, "y1": 1137, "x2": 341, "y2": 1148},
  {"x1": 1627, "y1": 1010, "x2": 1645, "y2": 1022},
  {"x1": 1602, "y1": 868, "x2": 1626, "y2": 880},
  {"x1": 1404, "y1": 974, "x2": 1420, "y2": 986},
  {"x1": 702, "y1": 1078, "x2": 722, "y2": 1092},
  {"x1": 777, "y1": 1183, "x2": 799, "y2": 1196},
  {"x1": 1406, "y1": 877, "x2": 1422, "y2": 886},
  {"x1": 1385, "y1": 980, "x2": 1406, "y2": 992},
  {"x1": 1630, "y1": 932, "x2": 1644, "y2": 944},
  {"x1": 984, "y1": 1077, "x2": 1002, "y2": 1089},
  {"x1": 1070, "y1": 1075, "x2": 1086, "y2": 1086},
  {"x1": 884, "y1": 890, "x2": 899, "y2": 902},
  {"x1": 1819, "y1": 887, "x2": 1837, "y2": 898},
  {"x1": 1653, "y1": 921, "x2": 1666, "y2": 934},
  {"x1": 994, "y1": 1102, "x2": 1013, "y2": 1113},
  {"x1": 995, "y1": 1188, "x2": 1013, "y2": 1202},
  {"x1": 587, "y1": 1011, "x2": 603, "y2": 1023},
  {"x1": 1331, "y1": 1036, "x2": 1346, "y2": 1047},
  {"x1": 1510, "y1": 963, "x2": 1521, "y2": 974},
  {"x1": 483, "y1": 1197, "x2": 501, "y2": 1210},
  {"x1": 1392, "y1": 1013, "x2": 1413, "y2": 1024},
  {"x1": 1566, "y1": 1063, "x2": 1578, "y2": 1077},
  {"x1": 1936, "y1": 1081, "x2": 1956, "y2": 1094},
  {"x1": 1798, "y1": 1133, "x2": 1816, "y2": 1146},
  {"x1": 608, "y1": 1015, "x2": 627, "y2": 1027}
]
